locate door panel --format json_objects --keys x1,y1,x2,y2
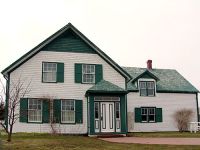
[{"x1": 101, "y1": 102, "x2": 115, "y2": 132}]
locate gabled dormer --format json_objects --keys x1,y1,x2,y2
[{"x1": 134, "y1": 60, "x2": 159, "y2": 97}]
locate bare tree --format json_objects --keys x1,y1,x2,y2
[
  {"x1": 173, "y1": 108, "x2": 194, "y2": 132},
  {"x1": 0, "y1": 78, "x2": 31, "y2": 142}
]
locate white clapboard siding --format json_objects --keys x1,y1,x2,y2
[
  {"x1": 9, "y1": 51, "x2": 126, "y2": 133},
  {"x1": 127, "y1": 92, "x2": 198, "y2": 132}
]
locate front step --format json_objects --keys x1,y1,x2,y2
[{"x1": 97, "y1": 134, "x2": 126, "y2": 138}]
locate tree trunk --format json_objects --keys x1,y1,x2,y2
[
  {"x1": 7, "y1": 133, "x2": 11, "y2": 142},
  {"x1": 7, "y1": 125, "x2": 13, "y2": 142}
]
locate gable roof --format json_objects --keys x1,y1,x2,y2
[
  {"x1": 1, "y1": 23, "x2": 131, "y2": 81},
  {"x1": 123, "y1": 67, "x2": 199, "y2": 93},
  {"x1": 86, "y1": 80, "x2": 127, "y2": 94}
]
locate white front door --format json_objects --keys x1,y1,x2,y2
[{"x1": 100, "y1": 102, "x2": 115, "y2": 132}]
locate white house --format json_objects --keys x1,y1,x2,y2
[{"x1": 1, "y1": 23, "x2": 199, "y2": 135}]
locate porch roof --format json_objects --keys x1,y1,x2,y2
[{"x1": 86, "y1": 80, "x2": 127, "y2": 94}]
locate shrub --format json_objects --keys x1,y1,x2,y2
[{"x1": 173, "y1": 108, "x2": 193, "y2": 132}]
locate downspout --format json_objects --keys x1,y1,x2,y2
[{"x1": 196, "y1": 93, "x2": 199, "y2": 122}]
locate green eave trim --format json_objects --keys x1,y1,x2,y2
[
  {"x1": 86, "y1": 90, "x2": 127, "y2": 94},
  {"x1": 132, "y1": 70, "x2": 159, "y2": 82},
  {"x1": 129, "y1": 90, "x2": 198, "y2": 94},
  {"x1": 156, "y1": 90, "x2": 198, "y2": 94}
]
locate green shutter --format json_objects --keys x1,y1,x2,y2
[
  {"x1": 57, "y1": 63, "x2": 64, "y2": 83},
  {"x1": 20, "y1": 98, "x2": 28, "y2": 122},
  {"x1": 156, "y1": 108, "x2": 162, "y2": 122},
  {"x1": 53, "y1": 99, "x2": 61, "y2": 123},
  {"x1": 42, "y1": 100, "x2": 50, "y2": 123},
  {"x1": 75, "y1": 64, "x2": 82, "y2": 83},
  {"x1": 135, "y1": 108, "x2": 141, "y2": 122},
  {"x1": 75, "y1": 100, "x2": 83, "y2": 124},
  {"x1": 95, "y1": 64, "x2": 103, "y2": 83}
]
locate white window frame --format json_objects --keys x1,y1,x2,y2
[
  {"x1": 82, "y1": 64, "x2": 95, "y2": 83},
  {"x1": 141, "y1": 107, "x2": 156, "y2": 123},
  {"x1": 43, "y1": 62, "x2": 57, "y2": 83},
  {"x1": 138, "y1": 79, "x2": 156, "y2": 97},
  {"x1": 28, "y1": 99, "x2": 42, "y2": 123},
  {"x1": 148, "y1": 108, "x2": 156, "y2": 122},
  {"x1": 141, "y1": 108, "x2": 148, "y2": 122},
  {"x1": 61, "y1": 100, "x2": 75, "y2": 123}
]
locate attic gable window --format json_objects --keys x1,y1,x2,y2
[{"x1": 139, "y1": 81, "x2": 155, "y2": 96}]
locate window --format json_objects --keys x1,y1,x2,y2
[
  {"x1": 43, "y1": 62, "x2": 57, "y2": 82},
  {"x1": 82, "y1": 64, "x2": 95, "y2": 83},
  {"x1": 139, "y1": 81, "x2": 155, "y2": 96},
  {"x1": 28, "y1": 99, "x2": 42, "y2": 122},
  {"x1": 141, "y1": 107, "x2": 155, "y2": 122},
  {"x1": 61, "y1": 100, "x2": 75, "y2": 123}
]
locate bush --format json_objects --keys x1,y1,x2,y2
[{"x1": 173, "y1": 108, "x2": 193, "y2": 132}]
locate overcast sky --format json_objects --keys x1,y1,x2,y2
[{"x1": 0, "y1": 0, "x2": 200, "y2": 92}]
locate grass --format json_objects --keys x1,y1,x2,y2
[
  {"x1": 1, "y1": 132, "x2": 200, "y2": 150},
  {"x1": 128, "y1": 131, "x2": 200, "y2": 138}
]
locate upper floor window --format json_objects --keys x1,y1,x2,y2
[
  {"x1": 28, "y1": 99, "x2": 42, "y2": 122},
  {"x1": 139, "y1": 81, "x2": 155, "y2": 96},
  {"x1": 75, "y1": 63, "x2": 102, "y2": 84},
  {"x1": 43, "y1": 62, "x2": 57, "y2": 82},
  {"x1": 82, "y1": 64, "x2": 95, "y2": 83},
  {"x1": 61, "y1": 100, "x2": 75, "y2": 123},
  {"x1": 42, "y1": 62, "x2": 64, "y2": 83}
]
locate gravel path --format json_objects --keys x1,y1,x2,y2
[{"x1": 100, "y1": 137, "x2": 200, "y2": 145}]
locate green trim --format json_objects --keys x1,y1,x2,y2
[
  {"x1": 157, "y1": 90, "x2": 197, "y2": 94},
  {"x1": 75, "y1": 100, "x2": 83, "y2": 124},
  {"x1": 196, "y1": 93, "x2": 199, "y2": 122},
  {"x1": 53, "y1": 99, "x2": 61, "y2": 123},
  {"x1": 135, "y1": 108, "x2": 141, "y2": 122},
  {"x1": 155, "y1": 108, "x2": 163, "y2": 122},
  {"x1": 19, "y1": 98, "x2": 28, "y2": 123},
  {"x1": 42, "y1": 100, "x2": 50, "y2": 123},
  {"x1": 75, "y1": 63, "x2": 82, "y2": 83},
  {"x1": 57, "y1": 63, "x2": 64, "y2": 83},
  {"x1": 95, "y1": 64, "x2": 103, "y2": 83},
  {"x1": 132, "y1": 70, "x2": 159, "y2": 82},
  {"x1": 4, "y1": 74, "x2": 10, "y2": 128}
]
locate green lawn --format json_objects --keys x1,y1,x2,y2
[
  {"x1": 128, "y1": 131, "x2": 200, "y2": 138},
  {"x1": 1, "y1": 132, "x2": 200, "y2": 150}
]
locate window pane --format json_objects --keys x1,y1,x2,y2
[
  {"x1": 141, "y1": 115, "x2": 147, "y2": 122},
  {"x1": 116, "y1": 102, "x2": 120, "y2": 119},
  {"x1": 147, "y1": 82, "x2": 154, "y2": 89},
  {"x1": 149, "y1": 115, "x2": 155, "y2": 122},
  {"x1": 148, "y1": 89, "x2": 154, "y2": 96},
  {"x1": 140, "y1": 82, "x2": 146, "y2": 89},
  {"x1": 95, "y1": 103, "x2": 99, "y2": 119},
  {"x1": 140, "y1": 89, "x2": 147, "y2": 96}
]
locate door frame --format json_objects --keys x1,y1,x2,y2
[{"x1": 93, "y1": 96, "x2": 121, "y2": 133}]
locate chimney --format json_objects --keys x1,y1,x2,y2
[{"x1": 147, "y1": 60, "x2": 152, "y2": 70}]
